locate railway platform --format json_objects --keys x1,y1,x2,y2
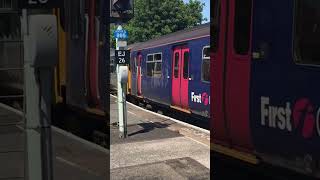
[
  {"x1": 110, "y1": 95, "x2": 210, "y2": 180},
  {"x1": 0, "y1": 103, "x2": 108, "y2": 180}
]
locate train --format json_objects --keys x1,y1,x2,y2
[
  {"x1": 111, "y1": 23, "x2": 210, "y2": 119},
  {"x1": 52, "y1": 0, "x2": 108, "y2": 137},
  {"x1": 53, "y1": 0, "x2": 108, "y2": 114},
  {"x1": 211, "y1": 0, "x2": 320, "y2": 178},
  {"x1": 0, "y1": 0, "x2": 108, "y2": 140}
]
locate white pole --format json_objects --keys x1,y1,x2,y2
[
  {"x1": 23, "y1": 11, "x2": 54, "y2": 180},
  {"x1": 116, "y1": 25, "x2": 127, "y2": 138},
  {"x1": 22, "y1": 9, "x2": 43, "y2": 180}
]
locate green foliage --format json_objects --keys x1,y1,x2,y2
[{"x1": 110, "y1": 0, "x2": 205, "y2": 47}]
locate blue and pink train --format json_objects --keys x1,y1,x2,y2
[
  {"x1": 128, "y1": 23, "x2": 210, "y2": 118},
  {"x1": 211, "y1": 0, "x2": 320, "y2": 178}
]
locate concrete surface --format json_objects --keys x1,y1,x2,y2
[
  {"x1": 0, "y1": 104, "x2": 108, "y2": 180},
  {"x1": 111, "y1": 136, "x2": 210, "y2": 169},
  {"x1": 110, "y1": 95, "x2": 210, "y2": 179},
  {"x1": 111, "y1": 157, "x2": 210, "y2": 180}
]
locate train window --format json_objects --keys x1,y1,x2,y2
[
  {"x1": 203, "y1": 47, "x2": 210, "y2": 58},
  {"x1": 155, "y1": 54, "x2": 161, "y2": 61},
  {"x1": 70, "y1": 0, "x2": 80, "y2": 39},
  {"x1": 96, "y1": 0, "x2": 101, "y2": 16},
  {"x1": 183, "y1": 52, "x2": 189, "y2": 79},
  {"x1": 146, "y1": 55, "x2": 153, "y2": 76},
  {"x1": 154, "y1": 62, "x2": 162, "y2": 77},
  {"x1": 132, "y1": 57, "x2": 136, "y2": 73},
  {"x1": 153, "y1": 53, "x2": 162, "y2": 78},
  {"x1": 174, "y1": 52, "x2": 179, "y2": 78},
  {"x1": 294, "y1": 0, "x2": 320, "y2": 65},
  {"x1": 212, "y1": 0, "x2": 220, "y2": 52},
  {"x1": 146, "y1": 53, "x2": 162, "y2": 77},
  {"x1": 147, "y1": 55, "x2": 153, "y2": 62},
  {"x1": 202, "y1": 46, "x2": 210, "y2": 82},
  {"x1": 233, "y1": 0, "x2": 252, "y2": 55}
]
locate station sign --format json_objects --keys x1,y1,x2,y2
[
  {"x1": 19, "y1": 0, "x2": 61, "y2": 9},
  {"x1": 115, "y1": 50, "x2": 130, "y2": 64},
  {"x1": 114, "y1": 29, "x2": 128, "y2": 40}
]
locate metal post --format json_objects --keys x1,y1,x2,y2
[
  {"x1": 23, "y1": 11, "x2": 53, "y2": 180},
  {"x1": 116, "y1": 25, "x2": 128, "y2": 138},
  {"x1": 22, "y1": 9, "x2": 42, "y2": 180},
  {"x1": 39, "y1": 68, "x2": 54, "y2": 180}
]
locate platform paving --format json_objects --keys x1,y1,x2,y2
[
  {"x1": 110, "y1": 95, "x2": 210, "y2": 180},
  {"x1": 0, "y1": 103, "x2": 108, "y2": 180}
]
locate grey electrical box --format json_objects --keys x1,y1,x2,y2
[
  {"x1": 26, "y1": 15, "x2": 58, "y2": 67},
  {"x1": 119, "y1": 66, "x2": 128, "y2": 83}
]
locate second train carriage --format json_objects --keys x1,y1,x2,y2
[
  {"x1": 128, "y1": 23, "x2": 210, "y2": 118},
  {"x1": 54, "y1": 0, "x2": 108, "y2": 115},
  {"x1": 211, "y1": 0, "x2": 320, "y2": 178}
]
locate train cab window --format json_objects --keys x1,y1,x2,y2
[
  {"x1": 202, "y1": 46, "x2": 210, "y2": 82},
  {"x1": 294, "y1": 0, "x2": 320, "y2": 64},
  {"x1": 174, "y1": 52, "x2": 179, "y2": 78},
  {"x1": 146, "y1": 53, "x2": 162, "y2": 77},
  {"x1": 233, "y1": 0, "x2": 252, "y2": 55},
  {"x1": 183, "y1": 52, "x2": 189, "y2": 79}
]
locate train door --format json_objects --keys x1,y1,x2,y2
[
  {"x1": 136, "y1": 54, "x2": 142, "y2": 96},
  {"x1": 226, "y1": 0, "x2": 253, "y2": 150},
  {"x1": 88, "y1": 0, "x2": 100, "y2": 106},
  {"x1": 172, "y1": 46, "x2": 189, "y2": 109},
  {"x1": 212, "y1": 0, "x2": 253, "y2": 151}
]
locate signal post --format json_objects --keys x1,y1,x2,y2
[
  {"x1": 111, "y1": 0, "x2": 133, "y2": 138},
  {"x1": 114, "y1": 26, "x2": 130, "y2": 138}
]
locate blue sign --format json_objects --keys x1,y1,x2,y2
[{"x1": 113, "y1": 29, "x2": 128, "y2": 39}]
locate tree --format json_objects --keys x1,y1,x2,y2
[{"x1": 111, "y1": 0, "x2": 205, "y2": 46}]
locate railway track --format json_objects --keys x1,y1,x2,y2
[{"x1": 52, "y1": 103, "x2": 108, "y2": 149}]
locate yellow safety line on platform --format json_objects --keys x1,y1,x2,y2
[
  {"x1": 170, "y1": 106, "x2": 191, "y2": 114},
  {"x1": 211, "y1": 143, "x2": 259, "y2": 165}
]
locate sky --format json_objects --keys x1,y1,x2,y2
[{"x1": 183, "y1": 0, "x2": 210, "y2": 23}]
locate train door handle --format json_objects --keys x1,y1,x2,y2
[
  {"x1": 253, "y1": 43, "x2": 269, "y2": 60},
  {"x1": 252, "y1": 52, "x2": 262, "y2": 60}
]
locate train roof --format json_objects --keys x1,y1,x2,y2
[{"x1": 128, "y1": 23, "x2": 210, "y2": 51}]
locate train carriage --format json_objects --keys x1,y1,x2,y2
[
  {"x1": 53, "y1": 0, "x2": 108, "y2": 115},
  {"x1": 0, "y1": 0, "x2": 108, "y2": 142},
  {"x1": 129, "y1": 23, "x2": 210, "y2": 118},
  {"x1": 212, "y1": 0, "x2": 320, "y2": 177}
]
